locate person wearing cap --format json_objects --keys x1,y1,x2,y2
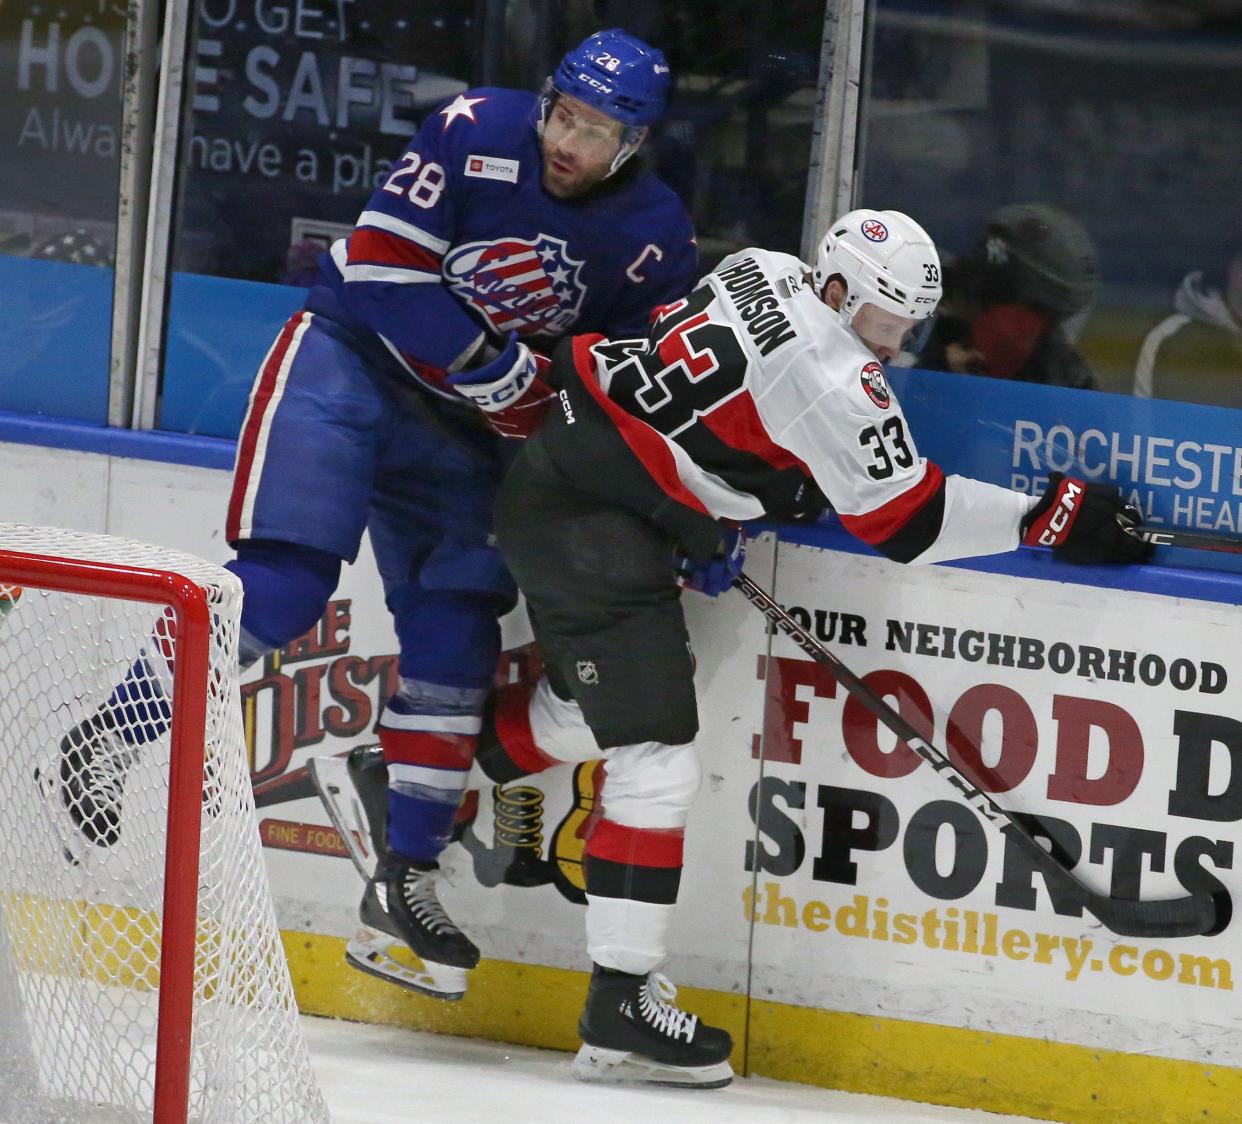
[
  {"x1": 49, "y1": 30, "x2": 696, "y2": 1006},
  {"x1": 915, "y1": 202, "x2": 1099, "y2": 388}
]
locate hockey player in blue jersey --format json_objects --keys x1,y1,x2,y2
[{"x1": 45, "y1": 30, "x2": 696, "y2": 1000}]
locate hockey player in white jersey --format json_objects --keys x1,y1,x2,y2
[{"x1": 467, "y1": 208, "x2": 1152, "y2": 1088}]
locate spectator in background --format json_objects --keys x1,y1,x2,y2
[
  {"x1": 1133, "y1": 241, "x2": 1242, "y2": 407},
  {"x1": 914, "y1": 203, "x2": 1099, "y2": 389}
]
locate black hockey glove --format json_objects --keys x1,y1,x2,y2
[
  {"x1": 767, "y1": 469, "x2": 830, "y2": 524},
  {"x1": 1021, "y1": 472, "x2": 1153, "y2": 565}
]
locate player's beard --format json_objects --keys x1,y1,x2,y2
[{"x1": 541, "y1": 147, "x2": 608, "y2": 199}]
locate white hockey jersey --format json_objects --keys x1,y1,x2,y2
[{"x1": 574, "y1": 247, "x2": 1035, "y2": 564}]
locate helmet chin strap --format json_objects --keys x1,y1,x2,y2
[
  {"x1": 535, "y1": 86, "x2": 552, "y2": 139},
  {"x1": 838, "y1": 294, "x2": 862, "y2": 328},
  {"x1": 607, "y1": 132, "x2": 644, "y2": 176}
]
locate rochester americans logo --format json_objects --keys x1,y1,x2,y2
[{"x1": 442, "y1": 234, "x2": 587, "y2": 335}]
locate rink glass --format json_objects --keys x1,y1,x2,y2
[
  {"x1": 857, "y1": 0, "x2": 1242, "y2": 405},
  {"x1": 0, "y1": 2, "x2": 126, "y2": 421}
]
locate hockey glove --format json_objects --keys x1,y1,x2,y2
[
  {"x1": 675, "y1": 525, "x2": 747, "y2": 597},
  {"x1": 1021, "y1": 472, "x2": 1153, "y2": 565},
  {"x1": 446, "y1": 333, "x2": 556, "y2": 439}
]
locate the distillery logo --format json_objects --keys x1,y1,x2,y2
[
  {"x1": 246, "y1": 626, "x2": 602, "y2": 906},
  {"x1": 259, "y1": 818, "x2": 351, "y2": 858},
  {"x1": 244, "y1": 599, "x2": 399, "y2": 801}
]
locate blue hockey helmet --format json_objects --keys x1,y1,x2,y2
[
  {"x1": 536, "y1": 30, "x2": 671, "y2": 177},
  {"x1": 551, "y1": 29, "x2": 671, "y2": 128}
]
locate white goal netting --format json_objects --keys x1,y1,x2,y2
[{"x1": 0, "y1": 524, "x2": 330, "y2": 1124}]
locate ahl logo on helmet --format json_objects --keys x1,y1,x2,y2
[
  {"x1": 860, "y1": 361, "x2": 891, "y2": 408},
  {"x1": 861, "y1": 219, "x2": 889, "y2": 242}
]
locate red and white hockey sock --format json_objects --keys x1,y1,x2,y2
[
  {"x1": 584, "y1": 818, "x2": 685, "y2": 976},
  {"x1": 582, "y1": 738, "x2": 700, "y2": 975},
  {"x1": 379, "y1": 682, "x2": 486, "y2": 863}
]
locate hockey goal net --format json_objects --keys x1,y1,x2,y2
[{"x1": 0, "y1": 524, "x2": 330, "y2": 1124}]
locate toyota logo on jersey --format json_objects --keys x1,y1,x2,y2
[
  {"x1": 861, "y1": 218, "x2": 888, "y2": 242},
  {"x1": 442, "y1": 234, "x2": 587, "y2": 336},
  {"x1": 860, "y1": 361, "x2": 891, "y2": 408}
]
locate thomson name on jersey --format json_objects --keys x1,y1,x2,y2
[{"x1": 715, "y1": 256, "x2": 798, "y2": 356}]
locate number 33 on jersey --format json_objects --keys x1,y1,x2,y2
[{"x1": 580, "y1": 246, "x2": 1032, "y2": 565}]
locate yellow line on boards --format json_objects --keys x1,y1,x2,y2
[
  {"x1": 282, "y1": 929, "x2": 1242, "y2": 1123},
  {"x1": 281, "y1": 930, "x2": 746, "y2": 1059},
  {"x1": 747, "y1": 999, "x2": 1238, "y2": 1123}
]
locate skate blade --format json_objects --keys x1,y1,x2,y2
[
  {"x1": 572, "y1": 1044, "x2": 733, "y2": 1089},
  {"x1": 33, "y1": 764, "x2": 92, "y2": 868},
  {"x1": 344, "y1": 928, "x2": 468, "y2": 1000},
  {"x1": 308, "y1": 755, "x2": 379, "y2": 881}
]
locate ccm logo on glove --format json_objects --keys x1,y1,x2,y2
[
  {"x1": 1020, "y1": 472, "x2": 1153, "y2": 565},
  {"x1": 1032, "y1": 477, "x2": 1083, "y2": 546},
  {"x1": 446, "y1": 332, "x2": 556, "y2": 438}
]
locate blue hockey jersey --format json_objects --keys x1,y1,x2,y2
[{"x1": 319, "y1": 87, "x2": 698, "y2": 400}]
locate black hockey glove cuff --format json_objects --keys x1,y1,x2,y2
[{"x1": 1021, "y1": 472, "x2": 1153, "y2": 565}]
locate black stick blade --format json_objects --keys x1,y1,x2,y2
[
  {"x1": 1084, "y1": 889, "x2": 1228, "y2": 940},
  {"x1": 1010, "y1": 823, "x2": 1229, "y2": 939}
]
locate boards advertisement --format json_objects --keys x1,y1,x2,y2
[{"x1": 748, "y1": 542, "x2": 1240, "y2": 1061}]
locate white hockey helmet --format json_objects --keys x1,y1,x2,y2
[{"x1": 812, "y1": 209, "x2": 943, "y2": 326}]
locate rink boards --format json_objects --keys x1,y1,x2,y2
[{"x1": 2, "y1": 430, "x2": 1241, "y2": 1123}]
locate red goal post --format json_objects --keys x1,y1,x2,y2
[{"x1": 0, "y1": 525, "x2": 329, "y2": 1124}]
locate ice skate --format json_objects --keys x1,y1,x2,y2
[
  {"x1": 345, "y1": 854, "x2": 480, "y2": 1000},
  {"x1": 36, "y1": 711, "x2": 136, "y2": 861},
  {"x1": 572, "y1": 965, "x2": 734, "y2": 1088}
]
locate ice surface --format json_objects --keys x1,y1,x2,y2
[{"x1": 301, "y1": 1014, "x2": 1046, "y2": 1124}]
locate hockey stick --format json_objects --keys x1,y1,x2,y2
[
  {"x1": 1121, "y1": 523, "x2": 1242, "y2": 556},
  {"x1": 732, "y1": 570, "x2": 1227, "y2": 939}
]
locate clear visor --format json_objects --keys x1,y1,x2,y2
[
  {"x1": 538, "y1": 84, "x2": 643, "y2": 165},
  {"x1": 851, "y1": 302, "x2": 934, "y2": 354}
]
